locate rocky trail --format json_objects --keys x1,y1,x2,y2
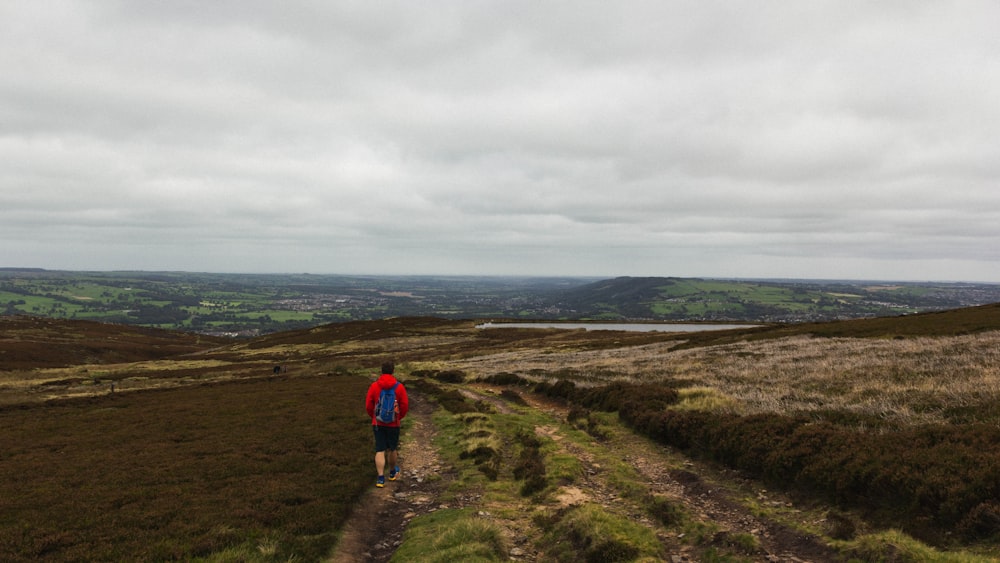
[
  {"x1": 328, "y1": 390, "x2": 450, "y2": 563},
  {"x1": 330, "y1": 385, "x2": 841, "y2": 562}
]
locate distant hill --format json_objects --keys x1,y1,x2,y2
[
  {"x1": 777, "y1": 300, "x2": 1000, "y2": 338},
  {"x1": 3, "y1": 269, "x2": 999, "y2": 334},
  {"x1": 555, "y1": 276, "x2": 672, "y2": 316},
  {"x1": 550, "y1": 276, "x2": 1000, "y2": 322},
  {"x1": 0, "y1": 315, "x2": 228, "y2": 370},
  {"x1": 669, "y1": 301, "x2": 1000, "y2": 351}
]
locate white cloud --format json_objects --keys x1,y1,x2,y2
[{"x1": 1, "y1": 1, "x2": 999, "y2": 281}]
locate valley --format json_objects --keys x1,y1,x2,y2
[{"x1": 3, "y1": 269, "x2": 1000, "y2": 336}]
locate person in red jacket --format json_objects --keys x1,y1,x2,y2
[{"x1": 365, "y1": 361, "x2": 409, "y2": 488}]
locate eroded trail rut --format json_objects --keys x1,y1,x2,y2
[
  {"x1": 330, "y1": 385, "x2": 839, "y2": 562},
  {"x1": 328, "y1": 390, "x2": 450, "y2": 563}
]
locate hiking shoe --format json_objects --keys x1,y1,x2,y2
[
  {"x1": 376, "y1": 475, "x2": 385, "y2": 488},
  {"x1": 388, "y1": 466, "x2": 400, "y2": 481}
]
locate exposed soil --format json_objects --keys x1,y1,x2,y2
[
  {"x1": 328, "y1": 389, "x2": 454, "y2": 563},
  {"x1": 520, "y1": 390, "x2": 841, "y2": 562},
  {"x1": 330, "y1": 384, "x2": 844, "y2": 562}
]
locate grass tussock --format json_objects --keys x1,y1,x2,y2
[
  {"x1": 841, "y1": 528, "x2": 999, "y2": 563},
  {"x1": 446, "y1": 412, "x2": 501, "y2": 481},
  {"x1": 512, "y1": 432, "x2": 547, "y2": 496},
  {"x1": 391, "y1": 508, "x2": 508, "y2": 562},
  {"x1": 536, "y1": 503, "x2": 663, "y2": 562}
]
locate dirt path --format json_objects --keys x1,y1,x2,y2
[
  {"x1": 330, "y1": 385, "x2": 841, "y2": 562},
  {"x1": 328, "y1": 389, "x2": 448, "y2": 563},
  {"x1": 544, "y1": 422, "x2": 839, "y2": 562},
  {"x1": 614, "y1": 437, "x2": 840, "y2": 562},
  {"x1": 474, "y1": 385, "x2": 841, "y2": 562}
]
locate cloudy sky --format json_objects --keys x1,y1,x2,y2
[{"x1": 3, "y1": 1, "x2": 999, "y2": 281}]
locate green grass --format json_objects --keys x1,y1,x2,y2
[
  {"x1": 538, "y1": 440, "x2": 583, "y2": 488},
  {"x1": 256, "y1": 310, "x2": 318, "y2": 322},
  {"x1": 431, "y1": 411, "x2": 495, "y2": 495},
  {"x1": 228, "y1": 310, "x2": 318, "y2": 323},
  {"x1": 839, "y1": 529, "x2": 999, "y2": 563},
  {"x1": 643, "y1": 278, "x2": 922, "y2": 318},
  {"x1": 418, "y1": 385, "x2": 668, "y2": 561},
  {"x1": 539, "y1": 503, "x2": 663, "y2": 562},
  {"x1": 391, "y1": 508, "x2": 508, "y2": 562},
  {"x1": 1, "y1": 291, "x2": 82, "y2": 316}
]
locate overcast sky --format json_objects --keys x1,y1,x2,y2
[{"x1": 2, "y1": 2, "x2": 999, "y2": 281}]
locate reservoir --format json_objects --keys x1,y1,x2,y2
[{"x1": 476, "y1": 322, "x2": 758, "y2": 333}]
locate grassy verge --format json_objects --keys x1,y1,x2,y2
[
  {"x1": 537, "y1": 503, "x2": 663, "y2": 563},
  {"x1": 453, "y1": 375, "x2": 1000, "y2": 561},
  {"x1": 837, "y1": 529, "x2": 1000, "y2": 563},
  {"x1": 405, "y1": 379, "x2": 674, "y2": 562},
  {"x1": 389, "y1": 508, "x2": 508, "y2": 562},
  {"x1": 528, "y1": 377, "x2": 1000, "y2": 560}
]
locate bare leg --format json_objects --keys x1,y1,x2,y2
[
  {"x1": 387, "y1": 449, "x2": 398, "y2": 471},
  {"x1": 375, "y1": 451, "x2": 386, "y2": 477}
]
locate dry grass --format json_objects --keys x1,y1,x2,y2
[
  {"x1": 454, "y1": 331, "x2": 1000, "y2": 426},
  {"x1": 666, "y1": 332, "x2": 1000, "y2": 425}
]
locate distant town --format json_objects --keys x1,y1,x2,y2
[{"x1": 3, "y1": 269, "x2": 999, "y2": 337}]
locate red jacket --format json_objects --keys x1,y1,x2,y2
[{"x1": 366, "y1": 374, "x2": 409, "y2": 427}]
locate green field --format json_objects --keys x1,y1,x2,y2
[
  {"x1": 646, "y1": 281, "x2": 866, "y2": 316},
  {"x1": 3, "y1": 270, "x2": 998, "y2": 336}
]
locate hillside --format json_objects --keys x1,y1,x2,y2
[
  {"x1": 0, "y1": 315, "x2": 228, "y2": 370},
  {"x1": 2, "y1": 307, "x2": 1000, "y2": 561},
  {"x1": 554, "y1": 276, "x2": 1000, "y2": 322}
]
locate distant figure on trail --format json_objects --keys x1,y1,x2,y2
[
  {"x1": 365, "y1": 361, "x2": 409, "y2": 488},
  {"x1": 273, "y1": 365, "x2": 281, "y2": 375}
]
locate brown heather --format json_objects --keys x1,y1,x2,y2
[{"x1": 0, "y1": 376, "x2": 372, "y2": 561}]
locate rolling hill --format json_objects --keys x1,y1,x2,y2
[{"x1": 4, "y1": 269, "x2": 1000, "y2": 335}]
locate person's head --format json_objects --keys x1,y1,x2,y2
[{"x1": 381, "y1": 361, "x2": 395, "y2": 375}]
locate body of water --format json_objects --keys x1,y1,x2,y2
[{"x1": 476, "y1": 322, "x2": 758, "y2": 333}]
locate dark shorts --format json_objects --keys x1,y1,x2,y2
[{"x1": 373, "y1": 425, "x2": 400, "y2": 452}]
